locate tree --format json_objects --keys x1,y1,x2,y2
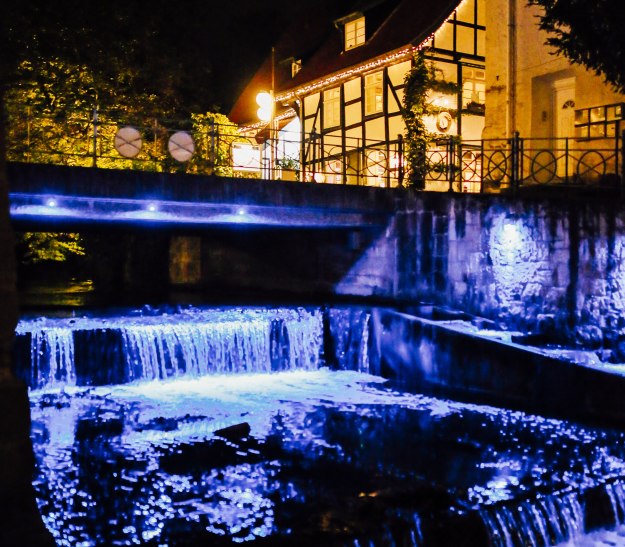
[
  {"x1": 0, "y1": 3, "x2": 214, "y2": 544},
  {"x1": 528, "y1": 0, "x2": 625, "y2": 94},
  {"x1": 402, "y1": 50, "x2": 460, "y2": 189},
  {"x1": 6, "y1": 56, "x2": 243, "y2": 265},
  {"x1": 187, "y1": 112, "x2": 242, "y2": 177},
  {"x1": 402, "y1": 52, "x2": 435, "y2": 189},
  {"x1": 17, "y1": 233, "x2": 84, "y2": 264}
]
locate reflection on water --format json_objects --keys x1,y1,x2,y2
[{"x1": 30, "y1": 370, "x2": 625, "y2": 546}]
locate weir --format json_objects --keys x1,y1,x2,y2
[
  {"x1": 15, "y1": 306, "x2": 625, "y2": 546},
  {"x1": 15, "y1": 308, "x2": 330, "y2": 389}
]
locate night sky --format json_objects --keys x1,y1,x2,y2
[
  {"x1": 169, "y1": 0, "x2": 332, "y2": 113},
  {"x1": 192, "y1": 0, "x2": 292, "y2": 111},
  {"x1": 160, "y1": 0, "x2": 354, "y2": 113}
]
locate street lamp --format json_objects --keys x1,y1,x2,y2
[{"x1": 256, "y1": 91, "x2": 273, "y2": 123}]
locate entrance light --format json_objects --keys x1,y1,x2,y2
[{"x1": 256, "y1": 91, "x2": 273, "y2": 123}]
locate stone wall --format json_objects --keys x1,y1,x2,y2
[
  {"x1": 159, "y1": 190, "x2": 625, "y2": 356},
  {"x1": 389, "y1": 192, "x2": 625, "y2": 353}
]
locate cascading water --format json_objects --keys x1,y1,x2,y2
[
  {"x1": 26, "y1": 327, "x2": 76, "y2": 389},
  {"x1": 17, "y1": 305, "x2": 625, "y2": 546},
  {"x1": 480, "y1": 492, "x2": 585, "y2": 547},
  {"x1": 15, "y1": 307, "x2": 325, "y2": 389}
]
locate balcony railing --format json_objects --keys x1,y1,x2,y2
[{"x1": 7, "y1": 109, "x2": 624, "y2": 193}]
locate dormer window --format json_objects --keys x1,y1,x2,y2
[
  {"x1": 345, "y1": 16, "x2": 365, "y2": 50},
  {"x1": 291, "y1": 59, "x2": 302, "y2": 78}
]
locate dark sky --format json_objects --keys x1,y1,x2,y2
[
  {"x1": 181, "y1": 0, "x2": 302, "y2": 112},
  {"x1": 204, "y1": 0, "x2": 356, "y2": 113}
]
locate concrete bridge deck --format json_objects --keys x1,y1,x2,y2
[{"x1": 7, "y1": 162, "x2": 397, "y2": 232}]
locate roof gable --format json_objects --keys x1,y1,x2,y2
[
  {"x1": 288, "y1": 0, "x2": 461, "y2": 93},
  {"x1": 229, "y1": 0, "x2": 462, "y2": 124}
]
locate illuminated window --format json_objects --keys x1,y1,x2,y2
[
  {"x1": 364, "y1": 72, "x2": 383, "y2": 116},
  {"x1": 575, "y1": 102, "x2": 623, "y2": 139},
  {"x1": 462, "y1": 68, "x2": 486, "y2": 111},
  {"x1": 366, "y1": 149, "x2": 387, "y2": 186},
  {"x1": 345, "y1": 17, "x2": 365, "y2": 50},
  {"x1": 323, "y1": 88, "x2": 341, "y2": 128}
]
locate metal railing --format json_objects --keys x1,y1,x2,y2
[
  {"x1": 432, "y1": 133, "x2": 624, "y2": 193},
  {"x1": 6, "y1": 108, "x2": 624, "y2": 193},
  {"x1": 299, "y1": 131, "x2": 404, "y2": 188}
]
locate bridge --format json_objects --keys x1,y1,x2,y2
[{"x1": 7, "y1": 162, "x2": 396, "y2": 232}]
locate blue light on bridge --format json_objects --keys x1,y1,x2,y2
[{"x1": 8, "y1": 192, "x2": 374, "y2": 229}]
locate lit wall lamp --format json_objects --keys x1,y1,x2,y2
[{"x1": 256, "y1": 91, "x2": 274, "y2": 123}]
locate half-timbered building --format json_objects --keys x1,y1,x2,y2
[
  {"x1": 230, "y1": 0, "x2": 485, "y2": 190},
  {"x1": 231, "y1": 0, "x2": 624, "y2": 190}
]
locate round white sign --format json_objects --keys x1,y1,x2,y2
[
  {"x1": 168, "y1": 131, "x2": 195, "y2": 162},
  {"x1": 114, "y1": 126, "x2": 142, "y2": 158}
]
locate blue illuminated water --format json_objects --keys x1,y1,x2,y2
[
  {"x1": 16, "y1": 307, "x2": 328, "y2": 389},
  {"x1": 19, "y1": 307, "x2": 625, "y2": 546}
]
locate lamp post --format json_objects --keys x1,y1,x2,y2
[
  {"x1": 256, "y1": 47, "x2": 277, "y2": 179},
  {"x1": 256, "y1": 90, "x2": 275, "y2": 178}
]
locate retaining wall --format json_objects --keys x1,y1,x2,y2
[{"x1": 346, "y1": 191, "x2": 625, "y2": 353}]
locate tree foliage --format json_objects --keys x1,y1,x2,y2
[
  {"x1": 528, "y1": 0, "x2": 625, "y2": 93},
  {"x1": 402, "y1": 53, "x2": 433, "y2": 189},
  {"x1": 6, "y1": 57, "x2": 242, "y2": 174},
  {"x1": 402, "y1": 51, "x2": 460, "y2": 189},
  {"x1": 187, "y1": 113, "x2": 241, "y2": 177},
  {"x1": 5, "y1": 59, "x2": 243, "y2": 262},
  {"x1": 17, "y1": 233, "x2": 84, "y2": 264}
]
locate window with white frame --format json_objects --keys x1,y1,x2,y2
[
  {"x1": 345, "y1": 17, "x2": 365, "y2": 50},
  {"x1": 323, "y1": 88, "x2": 341, "y2": 128},
  {"x1": 364, "y1": 72, "x2": 384, "y2": 116},
  {"x1": 462, "y1": 68, "x2": 486, "y2": 110}
]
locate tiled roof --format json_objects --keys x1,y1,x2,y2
[
  {"x1": 229, "y1": 0, "x2": 355, "y2": 124},
  {"x1": 288, "y1": 0, "x2": 461, "y2": 90},
  {"x1": 229, "y1": 0, "x2": 461, "y2": 125}
]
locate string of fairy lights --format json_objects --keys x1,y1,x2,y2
[
  {"x1": 244, "y1": 0, "x2": 472, "y2": 131},
  {"x1": 273, "y1": 0, "x2": 471, "y2": 104},
  {"x1": 275, "y1": 45, "x2": 418, "y2": 104}
]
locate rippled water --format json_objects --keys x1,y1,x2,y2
[{"x1": 30, "y1": 369, "x2": 625, "y2": 546}]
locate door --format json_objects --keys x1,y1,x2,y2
[{"x1": 552, "y1": 78, "x2": 576, "y2": 178}]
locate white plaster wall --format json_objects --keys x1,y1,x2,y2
[{"x1": 485, "y1": 0, "x2": 625, "y2": 140}]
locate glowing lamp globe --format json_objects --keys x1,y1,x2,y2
[{"x1": 256, "y1": 91, "x2": 273, "y2": 122}]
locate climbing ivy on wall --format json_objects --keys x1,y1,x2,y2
[{"x1": 402, "y1": 50, "x2": 460, "y2": 189}]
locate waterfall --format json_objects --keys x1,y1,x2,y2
[
  {"x1": 16, "y1": 307, "x2": 325, "y2": 389},
  {"x1": 606, "y1": 481, "x2": 625, "y2": 524},
  {"x1": 26, "y1": 327, "x2": 76, "y2": 389},
  {"x1": 480, "y1": 491, "x2": 585, "y2": 546},
  {"x1": 352, "y1": 512, "x2": 423, "y2": 546},
  {"x1": 325, "y1": 307, "x2": 371, "y2": 372},
  {"x1": 121, "y1": 319, "x2": 274, "y2": 380}
]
